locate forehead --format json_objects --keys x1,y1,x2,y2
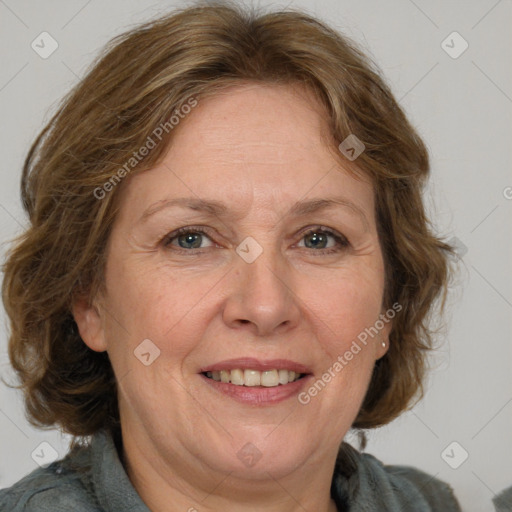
[
  {"x1": 118, "y1": 83, "x2": 374, "y2": 225},
  {"x1": 172, "y1": 83, "x2": 339, "y2": 166}
]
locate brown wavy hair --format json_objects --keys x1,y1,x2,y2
[{"x1": 2, "y1": 1, "x2": 452, "y2": 445}]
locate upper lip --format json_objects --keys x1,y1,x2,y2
[{"x1": 199, "y1": 358, "x2": 312, "y2": 374}]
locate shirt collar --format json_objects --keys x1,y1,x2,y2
[{"x1": 90, "y1": 429, "x2": 150, "y2": 511}]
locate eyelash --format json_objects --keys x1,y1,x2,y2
[{"x1": 162, "y1": 225, "x2": 350, "y2": 256}]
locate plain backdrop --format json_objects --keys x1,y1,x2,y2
[{"x1": 0, "y1": 1, "x2": 511, "y2": 511}]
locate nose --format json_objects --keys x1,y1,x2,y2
[{"x1": 222, "y1": 245, "x2": 301, "y2": 337}]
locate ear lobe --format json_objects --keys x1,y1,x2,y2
[
  {"x1": 377, "y1": 337, "x2": 390, "y2": 360},
  {"x1": 376, "y1": 314, "x2": 393, "y2": 359},
  {"x1": 71, "y1": 294, "x2": 107, "y2": 352}
]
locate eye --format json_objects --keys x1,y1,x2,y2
[
  {"x1": 162, "y1": 225, "x2": 349, "y2": 255},
  {"x1": 163, "y1": 227, "x2": 214, "y2": 251},
  {"x1": 297, "y1": 226, "x2": 349, "y2": 254}
]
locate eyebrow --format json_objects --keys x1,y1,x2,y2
[{"x1": 138, "y1": 196, "x2": 369, "y2": 229}]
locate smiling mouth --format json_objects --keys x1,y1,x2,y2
[{"x1": 202, "y1": 369, "x2": 305, "y2": 387}]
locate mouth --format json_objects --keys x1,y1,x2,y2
[
  {"x1": 199, "y1": 358, "x2": 313, "y2": 405},
  {"x1": 202, "y1": 369, "x2": 305, "y2": 387}
]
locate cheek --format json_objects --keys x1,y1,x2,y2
[
  {"x1": 104, "y1": 258, "x2": 218, "y2": 358},
  {"x1": 307, "y1": 267, "x2": 385, "y2": 354},
  {"x1": 305, "y1": 272, "x2": 383, "y2": 413}
]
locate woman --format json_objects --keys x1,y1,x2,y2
[{"x1": 0, "y1": 2, "x2": 461, "y2": 511}]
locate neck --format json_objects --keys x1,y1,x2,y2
[{"x1": 120, "y1": 427, "x2": 341, "y2": 512}]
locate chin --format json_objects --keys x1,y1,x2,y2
[{"x1": 200, "y1": 432, "x2": 319, "y2": 481}]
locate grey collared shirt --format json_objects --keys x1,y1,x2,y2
[{"x1": 1, "y1": 430, "x2": 463, "y2": 511}]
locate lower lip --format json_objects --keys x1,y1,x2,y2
[{"x1": 200, "y1": 374, "x2": 313, "y2": 405}]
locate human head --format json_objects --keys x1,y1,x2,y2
[{"x1": 2, "y1": 2, "x2": 451, "y2": 446}]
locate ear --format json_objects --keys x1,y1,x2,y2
[
  {"x1": 375, "y1": 312, "x2": 393, "y2": 360},
  {"x1": 71, "y1": 293, "x2": 107, "y2": 352}
]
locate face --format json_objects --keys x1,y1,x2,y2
[{"x1": 74, "y1": 83, "x2": 390, "y2": 483}]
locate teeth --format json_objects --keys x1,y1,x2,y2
[
  {"x1": 278, "y1": 369, "x2": 289, "y2": 385},
  {"x1": 244, "y1": 369, "x2": 261, "y2": 386},
  {"x1": 231, "y1": 369, "x2": 244, "y2": 385},
  {"x1": 261, "y1": 370, "x2": 279, "y2": 387},
  {"x1": 205, "y1": 369, "x2": 302, "y2": 387}
]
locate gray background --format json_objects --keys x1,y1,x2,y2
[{"x1": 0, "y1": 1, "x2": 511, "y2": 511}]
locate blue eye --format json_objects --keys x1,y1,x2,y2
[
  {"x1": 164, "y1": 227, "x2": 213, "y2": 250},
  {"x1": 298, "y1": 228, "x2": 349, "y2": 254},
  {"x1": 163, "y1": 226, "x2": 349, "y2": 255}
]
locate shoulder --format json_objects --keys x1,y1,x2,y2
[
  {"x1": 493, "y1": 484, "x2": 512, "y2": 512},
  {"x1": 381, "y1": 458, "x2": 461, "y2": 511},
  {"x1": 332, "y1": 446, "x2": 461, "y2": 511},
  {"x1": 0, "y1": 446, "x2": 101, "y2": 512},
  {"x1": 362, "y1": 452, "x2": 461, "y2": 511}
]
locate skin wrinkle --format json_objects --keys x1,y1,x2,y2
[
  {"x1": 74, "y1": 82, "x2": 390, "y2": 512},
  {"x1": 137, "y1": 195, "x2": 370, "y2": 233},
  {"x1": 0, "y1": 7, "x2": 455, "y2": 509}
]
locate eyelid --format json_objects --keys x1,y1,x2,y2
[
  {"x1": 295, "y1": 225, "x2": 350, "y2": 253},
  {"x1": 162, "y1": 226, "x2": 215, "y2": 248},
  {"x1": 162, "y1": 224, "x2": 350, "y2": 254},
  {"x1": 297, "y1": 225, "x2": 348, "y2": 242}
]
